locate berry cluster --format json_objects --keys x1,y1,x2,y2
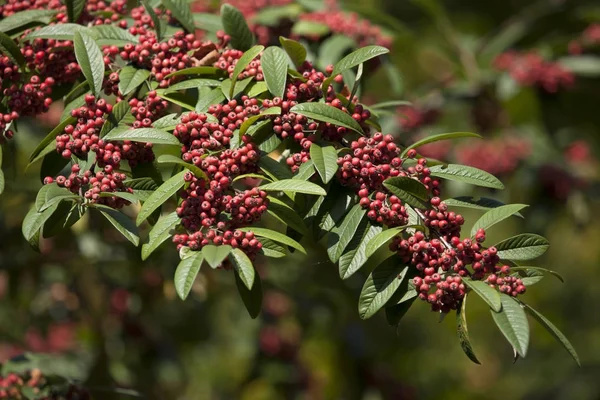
[
  {"x1": 214, "y1": 49, "x2": 264, "y2": 81},
  {"x1": 455, "y1": 135, "x2": 531, "y2": 176},
  {"x1": 22, "y1": 38, "x2": 81, "y2": 83},
  {"x1": 493, "y1": 51, "x2": 575, "y2": 93},
  {"x1": 569, "y1": 23, "x2": 600, "y2": 55},
  {"x1": 397, "y1": 105, "x2": 441, "y2": 132},
  {"x1": 0, "y1": 368, "x2": 89, "y2": 399},
  {"x1": 4, "y1": 75, "x2": 54, "y2": 116},
  {"x1": 129, "y1": 91, "x2": 169, "y2": 126}
]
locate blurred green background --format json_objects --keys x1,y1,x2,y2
[{"x1": 1, "y1": 0, "x2": 599, "y2": 398}]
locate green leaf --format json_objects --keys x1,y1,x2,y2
[
  {"x1": 359, "y1": 257, "x2": 409, "y2": 319},
  {"x1": 239, "y1": 107, "x2": 281, "y2": 136},
  {"x1": 491, "y1": 294, "x2": 530, "y2": 358},
  {"x1": 141, "y1": 211, "x2": 180, "y2": 260},
  {"x1": 161, "y1": 78, "x2": 221, "y2": 93},
  {"x1": 258, "y1": 156, "x2": 293, "y2": 181},
  {"x1": 339, "y1": 224, "x2": 383, "y2": 280},
  {"x1": 104, "y1": 126, "x2": 180, "y2": 146},
  {"x1": 118, "y1": 66, "x2": 151, "y2": 95},
  {"x1": 369, "y1": 100, "x2": 412, "y2": 110},
  {"x1": 156, "y1": 154, "x2": 208, "y2": 181},
  {"x1": 443, "y1": 196, "x2": 518, "y2": 215},
  {"x1": 196, "y1": 87, "x2": 226, "y2": 113},
  {"x1": 310, "y1": 143, "x2": 338, "y2": 184},
  {"x1": 90, "y1": 25, "x2": 138, "y2": 46},
  {"x1": 261, "y1": 46, "x2": 288, "y2": 99},
  {"x1": 510, "y1": 267, "x2": 564, "y2": 283},
  {"x1": 322, "y1": 45, "x2": 390, "y2": 92},
  {"x1": 365, "y1": 226, "x2": 412, "y2": 259},
  {"x1": 462, "y1": 277, "x2": 502, "y2": 312},
  {"x1": 28, "y1": 117, "x2": 77, "y2": 164},
  {"x1": 39, "y1": 185, "x2": 79, "y2": 211},
  {"x1": 234, "y1": 265, "x2": 262, "y2": 318},
  {"x1": 428, "y1": 164, "x2": 504, "y2": 189},
  {"x1": 252, "y1": 4, "x2": 302, "y2": 26},
  {"x1": 290, "y1": 103, "x2": 364, "y2": 134},
  {"x1": 327, "y1": 204, "x2": 367, "y2": 263},
  {"x1": 93, "y1": 205, "x2": 140, "y2": 246},
  {"x1": 260, "y1": 179, "x2": 326, "y2": 196},
  {"x1": 383, "y1": 176, "x2": 429, "y2": 208},
  {"x1": 73, "y1": 31, "x2": 105, "y2": 96},
  {"x1": 296, "y1": 0, "x2": 325, "y2": 11},
  {"x1": 202, "y1": 245, "x2": 232, "y2": 269},
  {"x1": 558, "y1": 56, "x2": 600, "y2": 77},
  {"x1": 174, "y1": 251, "x2": 203, "y2": 300},
  {"x1": 220, "y1": 77, "x2": 253, "y2": 101},
  {"x1": 402, "y1": 132, "x2": 481, "y2": 157},
  {"x1": 259, "y1": 238, "x2": 287, "y2": 258},
  {"x1": 0, "y1": 10, "x2": 57, "y2": 33},
  {"x1": 162, "y1": 0, "x2": 195, "y2": 32},
  {"x1": 522, "y1": 303, "x2": 580, "y2": 366},
  {"x1": 42, "y1": 201, "x2": 82, "y2": 238},
  {"x1": 22, "y1": 202, "x2": 60, "y2": 244},
  {"x1": 24, "y1": 23, "x2": 88, "y2": 40},
  {"x1": 66, "y1": 0, "x2": 85, "y2": 22},
  {"x1": 317, "y1": 34, "x2": 356, "y2": 70},
  {"x1": 0, "y1": 31, "x2": 25, "y2": 68},
  {"x1": 136, "y1": 170, "x2": 186, "y2": 225},
  {"x1": 220, "y1": 4, "x2": 255, "y2": 51},
  {"x1": 100, "y1": 100, "x2": 131, "y2": 137},
  {"x1": 246, "y1": 81, "x2": 269, "y2": 98},
  {"x1": 237, "y1": 227, "x2": 306, "y2": 254},
  {"x1": 293, "y1": 159, "x2": 315, "y2": 180},
  {"x1": 166, "y1": 66, "x2": 221, "y2": 78},
  {"x1": 265, "y1": 197, "x2": 308, "y2": 235},
  {"x1": 495, "y1": 234, "x2": 550, "y2": 261},
  {"x1": 193, "y1": 13, "x2": 223, "y2": 32},
  {"x1": 456, "y1": 295, "x2": 481, "y2": 364},
  {"x1": 0, "y1": 170, "x2": 4, "y2": 195},
  {"x1": 291, "y1": 20, "x2": 330, "y2": 37},
  {"x1": 230, "y1": 45, "x2": 264, "y2": 97},
  {"x1": 279, "y1": 36, "x2": 306, "y2": 68},
  {"x1": 470, "y1": 203, "x2": 529, "y2": 237},
  {"x1": 99, "y1": 191, "x2": 139, "y2": 204},
  {"x1": 385, "y1": 297, "x2": 415, "y2": 327},
  {"x1": 229, "y1": 248, "x2": 255, "y2": 289},
  {"x1": 142, "y1": 0, "x2": 165, "y2": 41}
]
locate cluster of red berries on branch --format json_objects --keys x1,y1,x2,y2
[
  {"x1": 0, "y1": 368, "x2": 88, "y2": 399},
  {"x1": 569, "y1": 23, "x2": 600, "y2": 55},
  {"x1": 493, "y1": 51, "x2": 575, "y2": 93},
  {"x1": 454, "y1": 135, "x2": 531, "y2": 176},
  {"x1": 215, "y1": 49, "x2": 264, "y2": 81}
]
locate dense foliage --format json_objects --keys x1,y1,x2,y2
[{"x1": 0, "y1": 0, "x2": 596, "y2": 398}]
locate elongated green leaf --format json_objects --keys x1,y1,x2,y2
[
  {"x1": 522, "y1": 303, "x2": 580, "y2": 366},
  {"x1": 162, "y1": 78, "x2": 221, "y2": 93},
  {"x1": 156, "y1": 154, "x2": 208, "y2": 181},
  {"x1": 443, "y1": 196, "x2": 520, "y2": 215},
  {"x1": 228, "y1": 248, "x2": 255, "y2": 289},
  {"x1": 193, "y1": 13, "x2": 223, "y2": 32},
  {"x1": 230, "y1": 45, "x2": 264, "y2": 97},
  {"x1": 239, "y1": 107, "x2": 280, "y2": 137},
  {"x1": 104, "y1": 127, "x2": 180, "y2": 145},
  {"x1": 66, "y1": 0, "x2": 85, "y2": 22},
  {"x1": 510, "y1": 267, "x2": 564, "y2": 283},
  {"x1": 174, "y1": 251, "x2": 203, "y2": 300},
  {"x1": 100, "y1": 100, "x2": 131, "y2": 137},
  {"x1": 339, "y1": 224, "x2": 383, "y2": 280},
  {"x1": 246, "y1": 80, "x2": 269, "y2": 97},
  {"x1": 195, "y1": 87, "x2": 226, "y2": 113},
  {"x1": 94, "y1": 205, "x2": 140, "y2": 246},
  {"x1": 558, "y1": 56, "x2": 600, "y2": 77},
  {"x1": 402, "y1": 132, "x2": 481, "y2": 157},
  {"x1": 462, "y1": 277, "x2": 502, "y2": 312},
  {"x1": 142, "y1": 0, "x2": 165, "y2": 41},
  {"x1": 279, "y1": 36, "x2": 306, "y2": 68},
  {"x1": 258, "y1": 156, "x2": 293, "y2": 181},
  {"x1": 310, "y1": 143, "x2": 338, "y2": 184},
  {"x1": 369, "y1": 100, "x2": 412, "y2": 110},
  {"x1": 74, "y1": 31, "x2": 105, "y2": 96},
  {"x1": 259, "y1": 238, "x2": 287, "y2": 258},
  {"x1": 99, "y1": 191, "x2": 138, "y2": 205},
  {"x1": 25, "y1": 23, "x2": 88, "y2": 40},
  {"x1": 28, "y1": 117, "x2": 77, "y2": 164},
  {"x1": 0, "y1": 10, "x2": 57, "y2": 33},
  {"x1": 136, "y1": 170, "x2": 186, "y2": 225},
  {"x1": 457, "y1": 295, "x2": 481, "y2": 364},
  {"x1": 119, "y1": 66, "x2": 151, "y2": 96},
  {"x1": 202, "y1": 245, "x2": 232, "y2": 269},
  {"x1": 327, "y1": 204, "x2": 367, "y2": 263},
  {"x1": 294, "y1": 159, "x2": 315, "y2": 180},
  {"x1": 383, "y1": 176, "x2": 429, "y2": 208},
  {"x1": 365, "y1": 226, "x2": 411, "y2": 259},
  {"x1": 220, "y1": 77, "x2": 253, "y2": 100},
  {"x1": 317, "y1": 34, "x2": 356, "y2": 70},
  {"x1": 322, "y1": 45, "x2": 389, "y2": 92},
  {"x1": 234, "y1": 265, "x2": 262, "y2": 318},
  {"x1": 237, "y1": 227, "x2": 305, "y2": 254},
  {"x1": 359, "y1": 258, "x2": 409, "y2": 319},
  {"x1": 142, "y1": 212, "x2": 180, "y2": 260},
  {"x1": 166, "y1": 66, "x2": 221, "y2": 78},
  {"x1": 265, "y1": 197, "x2": 308, "y2": 235},
  {"x1": 22, "y1": 202, "x2": 59, "y2": 244},
  {"x1": 261, "y1": 46, "x2": 288, "y2": 98},
  {"x1": 252, "y1": 4, "x2": 302, "y2": 26},
  {"x1": 42, "y1": 201, "x2": 82, "y2": 238},
  {"x1": 428, "y1": 164, "x2": 504, "y2": 189},
  {"x1": 260, "y1": 179, "x2": 326, "y2": 196},
  {"x1": 39, "y1": 186, "x2": 79, "y2": 211},
  {"x1": 0, "y1": 170, "x2": 4, "y2": 195},
  {"x1": 291, "y1": 20, "x2": 330, "y2": 37},
  {"x1": 290, "y1": 103, "x2": 363, "y2": 134},
  {"x1": 495, "y1": 234, "x2": 550, "y2": 261},
  {"x1": 0, "y1": 31, "x2": 25, "y2": 67},
  {"x1": 162, "y1": 0, "x2": 195, "y2": 32},
  {"x1": 470, "y1": 204, "x2": 528, "y2": 237},
  {"x1": 221, "y1": 4, "x2": 254, "y2": 51},
  {"x1": 90, "y1": 25, "x2": 138, "y2": 46},
  {"x1": 491, "y1": 294, "x2": 530, "y2": 358}
]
